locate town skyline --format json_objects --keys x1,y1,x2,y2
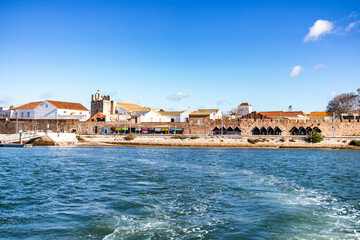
[{"x1": 1, "y1": 0, "x2": 360, "y2": 113}]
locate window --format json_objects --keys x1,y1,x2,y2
[
  {"x1": 21, "y1": 112, "x2": 24, "y2": 118},
  {"x1": 186, "y1": 118, "x2": 189, "y2": 122},
  {"x1": 64, "y1": 111, "x2": 66, "y2": 114},
  {"x1": 171, "y1": 118, "x2": 175, "y2": 122},
  {"x1": 197, "y1": 119, "x2": 202, "y2": 125},
  {"x1": 79, "y1": 112, "x2": 82, "y2": 114},
  {"x1": 27, "y1": 112, "x2": 30, "y2": 117}
]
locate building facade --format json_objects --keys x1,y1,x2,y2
[{"x1": 12, "y1": 100, "x2": 90, "y2": 121}]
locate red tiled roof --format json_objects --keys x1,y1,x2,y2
[
  {"x1": 14, "y1": 100, "x2": 89, "y2": 111},
  {"x1": 239, "y1": 103, "x2": 252, "y2": 107},
  {"x1": 308, "y1": 112, "x2": 332, "y2": 118},
  {"x1": 47, "y1": 100, "x2": 88, "y2": 111},
  {"x1": 260, "y1": 111, "x2": 307, "y2": 118},
  {"x1": 87, "y1": 112, "x2": 106, "y2": 121},
  {"x1": 14, "y1": 101, "x2": 42, "y2": 110}
]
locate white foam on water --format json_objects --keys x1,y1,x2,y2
[
  {"x1": 102, "y1": 214, "x2": 218, "y2": 240},
  {"x1": 237, "y1": 169, "x2": 360, "y2": 239}
]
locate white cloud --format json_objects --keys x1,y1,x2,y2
[
  {"x1": 346, "y1": 20, "x2": 360, "y2": 32},
  {"x1": 304, "y1": 20, "x2": 334, "y2": 42},
  {"x1": 290, "y1": 65, "x2": 304, "y2": 77},
  {"x1": 313, "y1": 63, "x2": 326, "y2": 71},
  {"x1": 167, "y1": 92, "x2": 188, "y2": 101},
  {"x1": 0, "y1": 95, "x2": 11, "y2": 104}
]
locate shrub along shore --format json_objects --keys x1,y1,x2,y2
[{"x1": 68, "y1": 134, "x2": 360, "y2": 149}]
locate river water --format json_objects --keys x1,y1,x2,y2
[{"x1": 1, "y1": 147, "x2": 360, "y2": 239}]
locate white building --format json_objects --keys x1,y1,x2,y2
[
  {"x1": 13, "y1": 100, "x2": 90, "y2": 121},
  {"x1": 197, "y1": 109, "x2": 222, "y2": 120},
  {"x1": 158, "y1": 110, "x2": 192, "y2": 122},
  {"x1": 237, "y1": 103, "x2": 252, "y2": 116},
  {"x1": 0, "y1": 106, "x2": 15, "y2": 118}
]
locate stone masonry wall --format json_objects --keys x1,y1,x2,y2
[{"x1": 1, "y1": 118, "x2": 360, "y2": 136}]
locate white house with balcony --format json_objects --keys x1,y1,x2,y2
[{"x1": 13, "y1": 100, "x2": 90, "y2": 121}]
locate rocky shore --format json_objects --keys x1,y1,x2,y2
[{"x1": 70, "y1": 135, "x2": 360, "y2": 150}]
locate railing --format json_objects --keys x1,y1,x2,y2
[{"x1": 0, "y1": 131, "x2": 45, "y2": 143}]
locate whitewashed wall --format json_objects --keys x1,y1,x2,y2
[
  {"x1": 140, "y1": 111, "x2": 164, "y2": 122},
  {"x1": 180, "y1": 110, "x2": 191, "y2": 122}
]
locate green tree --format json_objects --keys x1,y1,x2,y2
[{"x1": 307, "y1": 131, "x2": 324, "y2": 143}]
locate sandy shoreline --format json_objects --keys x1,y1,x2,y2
[{"x1": 70, "y1": 135, "x2": 360, "y2": 150}]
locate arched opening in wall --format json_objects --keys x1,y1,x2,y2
[
  {"x1": 212, "y1": 127, "x2": 220, "y2": 135},
  {"x1": 252, "y1": 127, "x2": 260, "y2": 135},
  {"x1": 234, "y1": 127, "x2": 241, "y2": 135},
  {"x1": 222, "y1": 127, "x2": 227, "y2": 134},
  {"x1": 313, "y1": 127, "x2": 322, "y2": 133},
  {"x1": 290, "y1": 127, "x2": 299, "y2": 135},
  {"x1": 306, "y1": 127, "x2": 313, "y2": 134},
  {"x1": 274, "y1": 127, "x2": 282, "y2": 135},
  {"x1": 299, "y1": 127, "x2": 307, "y2": 135},
  {"x1": 227, "y1": 127, "x2": 234, "y2": 135},
  {"x1": 71, "y1": 129, "x2": 77, "y2": 133},
  {"x1": 260, "y1": 127, "x2": 267, "y2": 135},
  {"x1": 267, "y1": 127, "x2": 274, "y2": 135}
]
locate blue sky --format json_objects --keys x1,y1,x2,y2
[{"x1": 0, "y1": 0, "x2": 359, "y2": 113}]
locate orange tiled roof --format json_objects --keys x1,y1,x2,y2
[
  {"x1": 308, "y1": 112, "x2": 332, "y2": 118},
  {"x1": 87, "y1": 112, "x2": 106, "y2": 121},
  {"x1": 131, "y1": 107, "x2": 152, "y2": 112},
  {"x1": 190, "y1": 112, "x2": 211, "y2": 117},
  {"x1": 260, "y1": 111, "x2": 307, "y2": 118},
  {"x1": 116, "y1": 102, "x2": 143, "y2": 111},
  {"x1": 198, "y1": 109, "x2": 219, "y2": 114},
  {"x1": 159, "y1": 111, "x2": 184, "y2": 116},
  {"x1": 239, "y1": 103, "x2": 252, "y2": 107},
  {"x1": 14, "y1": 101, "x2": 42, "y2": 110},
  {"x1": 47, "y1": 100, "x2": 89, "y2": 111}
]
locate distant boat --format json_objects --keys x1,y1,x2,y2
[{"x1": 0, "y1": 143, "x2": 32, "y2": 148}]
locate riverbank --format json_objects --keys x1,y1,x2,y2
[{"x1": 71, "y1": 135, "x2": 360, "y2": 149}]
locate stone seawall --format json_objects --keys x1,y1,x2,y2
[
  {"x1": 76, "y1": 135, "x2": 360, "y2": 149},
  {"x1": 1, "y1": 118, "x2": 360, "y2": 136}
]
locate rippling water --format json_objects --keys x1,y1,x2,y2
[{"x1": 1, "y1": 147, "x2": 360, "y2": 239}]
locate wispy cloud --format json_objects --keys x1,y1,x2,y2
[
  {"x1": 347, "y1": 11, "x2": 358, "y2": 19},
  {"x1": 0, "y1": 95, "x2": 12, "y2": 104},
  {"x1": 313, "y1": 63, "x2": 326, "y2": 71},
  {"x1": 216, "y1": 100, "x2": 232, "y2": 106},
  {"x1": 167, "y1": 92, "x2": 189, "y2": 101},
  {"x1": 346, "y1": 20, "x2": 360, "y2": 32},
  {"x1": 304, "y1": 20, "x2": 334, "y2": 42},
  {"x1": 39, "y1": 92, "x2": 53, "y2": 99},
  {"x1": 290, "y1": 65, "x2": 304, "y2": 77}
]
